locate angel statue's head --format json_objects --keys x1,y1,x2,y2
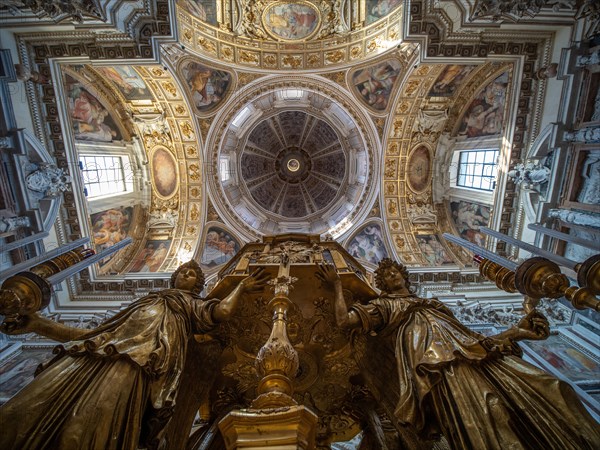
[
  {"x1": 171, "y1": 260, "x2": 205, "y2": 294},
  {"x1": 374, "y1": 258, "x2": 412, "y2": 294}
]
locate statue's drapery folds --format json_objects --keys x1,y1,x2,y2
[
  {"x1": 0, "y1": 289, "x2": 220, "y2": 450},
  {"x1": 352, "y1": 295, "x2": 600, "y2": 449}
]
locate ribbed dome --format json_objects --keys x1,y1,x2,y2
[
  {"x1": 240, "y1": 111, "x2": 345, "y2": 218},
  {"x1": 209, "y1": 82, "x2": 376, "y2": 238}
]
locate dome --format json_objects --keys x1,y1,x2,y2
[
  {"x1": 208, "y1": 81, "x2": 377, "y2": 237},
  {"x1": 241, "y1": 111, "x2": 345, "y2": 218}
]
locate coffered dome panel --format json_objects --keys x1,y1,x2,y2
[
  {"x1": 240, "y1": 111, "x2": 346, "y2": 219},
  {"x1": 208, "y1": 78, "x2": 379, "y2": 238}
]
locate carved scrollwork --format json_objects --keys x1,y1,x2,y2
[{"x1": 470, "y1": 0, "x2": 575, "y2": 21}]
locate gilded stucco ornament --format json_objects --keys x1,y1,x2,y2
[{"x1": 177, "y1": 0, "x2": 407, "y2": 70}]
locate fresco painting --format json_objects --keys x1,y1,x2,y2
[
  {"x1": 417, "y1": 234, "x2": 454, "y2": 266},
  {"x1": 95, "y1": 66, "x2": 151, "y2": 101},
  {"x1": 65, "y1": 74, "x2": 122, "y2": 142},
  {"x1": 90, "y1": 207, "x2": 133, "y2": 270},
  {"x1": 525, "y1": 335, "x2": 600, "y2": 383},
  {"x1": 200, "y1": 227, "x2": 240, "y2": 268},
  {"x1": 182, "y1": 61, "x2": 231, "y2": 113},
  {"x1": 406, "y1": 145, "x2": 432, "y2": 193},
  {"x1": 458, "y1": 72, "x2": 509, "y2": 138},
  {"x1": 365, "y1": 0, "x2": 402, "y2": 25},
  {"x1": 129, "y1": 240, "x2": 171, "y2": 273},
  {"x1": 352, "y1": 59, "x2": 401, "y2": 111},
  {"x1": 347, "y1": 223, "x2": 389, "y2": 265},
  {"x1": 264, "y1": 2, "x2": 319, "y2": 40},
  {"x1": 450, "y1": 200, "x2": 490, "y2": 246},
  {"x1": 185, "y1": 0, "x2": 218, "y2": 25},
  {"x1": 151, "y1": 148, "x2": 178, "y2": 198},
  {"x1": 429, "y1": 65, "x2": 476, "y2": 97},
  {"x1": 0, "y1": 348, "x2": 53, "y2": 402}
]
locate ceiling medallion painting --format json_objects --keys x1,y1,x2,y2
[
  {"x1": 150, "y1": 146, "x2": 178, "y2": 199},
  {"x1": 262, "y1": 1, "x2": 321, "y2": 41},
  {"x1": 177, "y1": 0, "x2": 405, "y2": 70},
  {"x1": 406, "y1": 144, "x2": 432, "y2": 193}
]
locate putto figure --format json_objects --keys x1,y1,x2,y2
[
  {"x1": 0, "y1": 260, "x2": 269, "y2": 450},
  {"x1": 317, "y1": 259, "x2": 600, "y2": 449}
]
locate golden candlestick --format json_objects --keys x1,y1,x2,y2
[
  {"x1": 0, "y1": 247, "x2": 93, "y2": 324},
  {"x1": 477, "y1": 255, "x2": 600, "y2": 312},
  {"x1": 476, "y1": 256, "x2": 518, "y2": 293},
  {"x1": 252, "y1": 253, "x2": 300, "y2": 408},
  {"x1": 576, "y1": 254, "x2": 600, "y2": 296}
]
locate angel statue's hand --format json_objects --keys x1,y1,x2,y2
[
  {"x1": 315, "y1": 263, "x2": 340, "y2": 287},
  {"x1": 514, "y1": 310, "x2": 550, "y2": 341},
  {"x1": 240, "y1": 267, "x2": 270, "y2": 293}
]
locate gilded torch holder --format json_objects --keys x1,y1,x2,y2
[
  {"x1": 0, "y1": 271, "x2": 52, "y2": 318},
  {"x1": 0, "y1": 247, "x2": 91, "y2": 323},
  {"x1": 478, "y1": 258, "x2": 517, "y2": 293},
  {"x1": 514, "y1": 257, "x2": 600, "y2": 311},
  {"x1": 576, "y1": 254, "x2": 600, "y2": 296}
]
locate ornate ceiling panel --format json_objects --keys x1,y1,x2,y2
[{"x1": 176, "y1": 0, "x2": 405, "y2": 71}]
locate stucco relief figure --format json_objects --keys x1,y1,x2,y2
[
  {"x1": 25, "y1": 162, "x2": 71, "y2": 198},
  {"x1": 317, "y1": 259, "x2": 600, "y2": 449},
  {"x1": 0, "y1": 261, "x2": 269, "y2": 450}
]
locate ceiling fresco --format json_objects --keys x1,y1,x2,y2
[
  {"x1": 57, "y1": 49, "x2": 521, "y2": 279},
  {"x1": 176, "y1": 0, "x2": 405, "y2": 70},
  {"x1": 6, "y1": 6, "x2": 597, "y2": 441},
  {"x1": 203, "y1": 74, "x2": 382, "y2": 238},
  {"x1": 5, "y1": 0, "x2": 558, "y2": 294},
  {"x1": 61, "y1": 64, "x2": 205, "y2": 276}
]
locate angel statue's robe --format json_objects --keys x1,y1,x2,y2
[
  {"x1": 0, "y1": 288, "x2": 220, "y2": 450},
  {"x1": 351, "y1": 294, "x2": 600, "y2": 450}
]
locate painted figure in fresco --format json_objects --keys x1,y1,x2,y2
[
  {"x1": 417, "y1": 236, "x2": 453, "y2": 266},
  {"x1": 144, "y1": 242, "x2": 168, "y2": 272},
  {"x1": 201, "y1": 229, "x2": 239, "y2": 267},
  {"x1": 450, "y1": 201, "x2": 489, "y2": 246},
  {"x1": 68, "y1": 86, "x2": 118, "y2": 142},
  {"x1": 184, "y1": 62, "x2": 230, "y2": 110},
  {"x1": 348, "y1": 225, "x2": 388, "y2": 265},
  {"x1": 129, "y1": 243, "x2": 155, "y2": 273},
  {"x1": 0, "y1": 261, "x2": 269, "y2": 450},
  {"x1": 354, "y1": 61, "x2": 400, "y2": 110},
  {"x1": 317, "y1": 259, "x2": 600, "y2": 449},
  {"x1": 92, "y1": 208, "x2": 129, "y2": 246},
  {"x1": 459, "y1": 73, "x2": 508, "y2": 138},
  {"x1": 96, "y1": 66, "x2": 149, "y2": 99},
  {"x1": 366, "y1": 0, "x2": 401, "y2": 24},
  {"x1": 429, "y1": 65, "x2": 474, "y2": 97}
]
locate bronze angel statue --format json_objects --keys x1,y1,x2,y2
[
  {"x1": 0, "y1": 260, "x2": 269, "y2": 450},
  {"x1": 317, "y1": 258, "x2": 600, "y2": 449}
]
